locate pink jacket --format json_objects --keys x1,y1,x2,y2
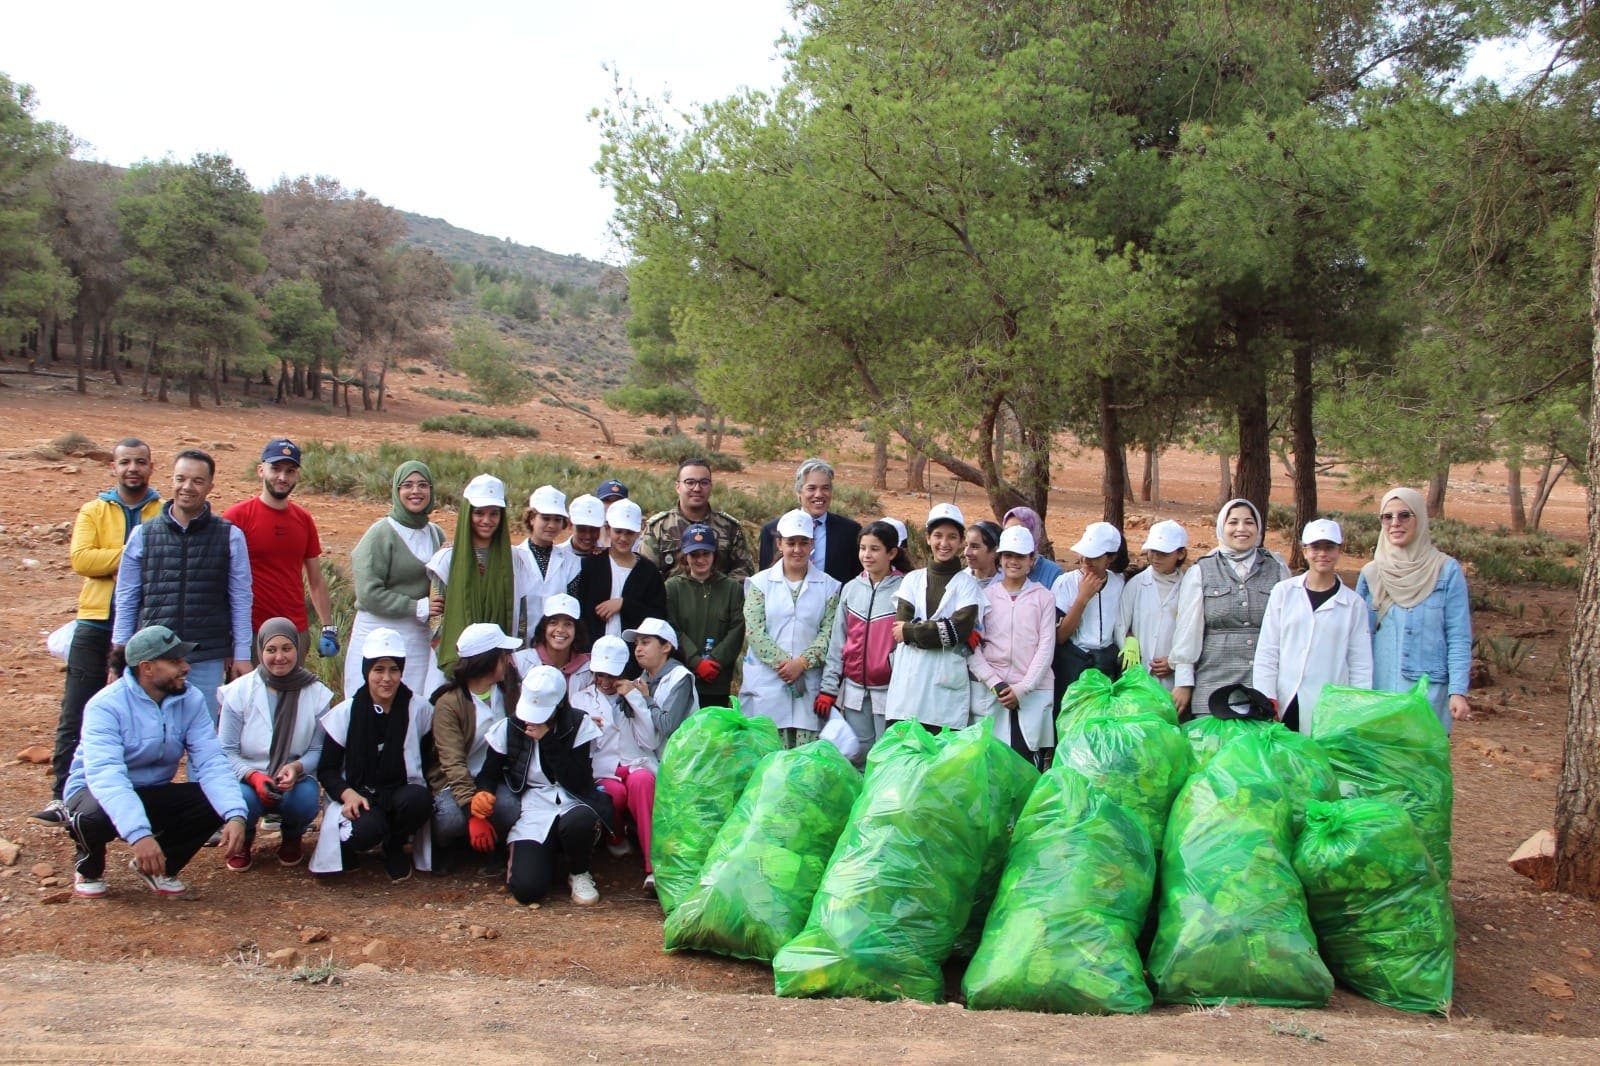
[{"x1": 972, "y1": 580, "x2": 1056, "y2": 696}]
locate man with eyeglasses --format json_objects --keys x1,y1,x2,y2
[{"x1": 640, "y1": 458, "x2": 755, "y2": 580}]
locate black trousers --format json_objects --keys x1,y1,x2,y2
[
  {"x1": 507, "y1": 805, "x2": 600, "y2": 904},
  {"x1": 343, "y1": 783, "x2": 432, "y2": 862},
  {"x1": 66, "y1": 782, "x2": 223, "y2": 880},
  {"x1": 54, "y1": 623, "x2": 112, "y2": 798},
  {"x1": 1053, "y1": 639, "x2": 1121, "y2": 712}
]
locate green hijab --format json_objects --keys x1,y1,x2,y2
[
  {"x1": 389, "y1": 460, "x2": 435, "y2": 530},
  {"x1": 437, "y1": 497, "x2": 515, "y2": 674}
]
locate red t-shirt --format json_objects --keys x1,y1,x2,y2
[{"x1": 224, "y1": 496, "x2": 322, "y2": 631}]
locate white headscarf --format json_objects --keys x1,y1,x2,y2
[
  {"x1": 1213, "y1": 498, "x2": 1264, "y2": 578},
  {"x1": 1360, "y1": 487, "x2": 1449, "y2": 621}
]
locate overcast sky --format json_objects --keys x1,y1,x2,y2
[
  {"x1": 2, "y1": 0, "x2": 797, "y2": 262},
  {"x1": 4, "y1": 3, "x2": 1539, "y2": 265}
]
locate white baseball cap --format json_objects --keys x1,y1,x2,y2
[
  {"x1": 1301, "y1": 518, "x2": 1344, "y2": 546},
  {"x1": 997, "y1": 525, "x2": 1035, "y2": 555},
  {"x1": 462, "y1": 474, "x2": 507, "y2": 509},
  {"x1": 606, "y1": 498, "x2": 643, "y2": 533},
  {"x1": 589, "y1": 635, "x2": 631, "y2": 677},
  {"x1": 1071, "y1": 521, "x2": 1122, "y2": 560},
  {"x1": 1142, "y1": 520, "x2": 1189, "y2": 554},
  {"x1": 880, "y1": 517, "x2": 909, "y2": 549},
  {"x1": 528, "y1": 484, "x2": 568, "y2": 518},
  {"x1": 455, "y1": 622, "x2": 520, "y2": 659},
  {"x1": 515, "y1": 665, "x2": 568, "y2": 724},
  {"x1": 360, "y1": 627, "x2": 407, "y2": 661},
  {"x1": 542, "y1": 593, "x2": 581, "y2": 621},
  {"x1": 926, "y1": 502, "x2": 965, "y2": 532},
  {"x1": 568, "y1": 493, "x2": 606, "y2": 528},
  {"x1": 775, "y1": 509, "x2": 815, "y2": 540},
  {"x1": 622, "y1": 617, "x2": 677, "y2": 649}
]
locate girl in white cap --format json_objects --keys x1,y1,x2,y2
[
  {"x1": 886, "y1": 503, "x2": 985, "y2": 732},
  {"x1": 1115, "y1": 519, "x2": 1189, "y2": 692},
  {"x1": 518, "y1": 485, "x2": 582, "y2": 636},
  {"x1": 971, "y1": 525, "x2": 1056, "y2": 765},
  {"x1": 1253, "y1": 519, "x2": 1373, "y2": 735},
  {"x1": 1052, "y1": 520, "x2": 1129, "y2": 702},
  {"x1": 742, "y1": 509, "x2": 843, "y2": 747},
  {"x1": 576, "y1": 499, "x2": 667, "y2": 655}
]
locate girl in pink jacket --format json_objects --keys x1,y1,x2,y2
[{"x1": 971, "y1": 526, "x2": 1057, "y2": 767}]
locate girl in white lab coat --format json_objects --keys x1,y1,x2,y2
[
  {"x1": 886, "y1": 503, "x2": 985, "y2": 732},
  {"x1": 1252, "y1": 519, "x2": 1373, "y2": 735},
  {"x1": 1115, "y1": 520, "x2": 1189, "y2": 692}
]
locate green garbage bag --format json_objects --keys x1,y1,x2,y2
[
  {"x1": 651, "y1": 704, "x2": 782, "y2": 916},
  {"x1": 1312, "y1": 679, "x2": 1453, "y2": 880},
  {"x1": 772, "y1": 720, "x2": 1037, "y2": 1002},
  {"x1": 1055, "y1": 665, "x2": 1178, "y2": 731},
  {"x1": 1052, "y1": 710, "x2": 1193, "y2": 854},
  {"x1": 663, "y1": 741, "x2": 863, "y2": 961},
  {"x1": 1148, "y1": 731, "x2": 1334, "y2": 1007},
  {"x1": 953, "y1": 718, "x2": 1040, "y2": 957},
  {"x1": 1183, "y1": 714, "x2": 1274, "y2": 770},
  {"x1": 1111, "y1": 663, "x2": 1180, "y2": 725},
  {"x1": 963, "y1": 767, "x2": 1155, "y2": 1014},
  {"x1": 1293, "y1": 798, "x2": 1455, "y2": 1014},
  {"x1": 1056, "y1": 668, "x2": 1113, "y2": 726}
]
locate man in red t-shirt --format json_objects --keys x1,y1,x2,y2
[{"x1": 223, "y1": 439, "x2": 338, "y2": 660}]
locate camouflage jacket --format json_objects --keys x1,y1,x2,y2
[{"x1": 640, "y1": 506, "x2": 755, "y2": 581}]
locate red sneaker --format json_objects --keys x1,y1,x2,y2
[{"x1": 225, "y1": 850, "x2": 252, "y2": 872}]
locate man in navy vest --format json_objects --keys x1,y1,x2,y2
[{"x1": 111, "y1": 449, "x2": 253, "y2": 719}]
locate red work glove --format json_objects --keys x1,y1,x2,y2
[
  {"x1": 814, "y1": 693, "x2": 836, "y2": 719},
  {"x1": 467, "y1": 816, "x2": 497, "y2": 853},
  {"x1": 470, "y1": 790, "x2": 496, "y2": 819},
  {"x1": 967, "y1": 628, "x2": 982, "y2": 651},
  {"x1": 246, "y1": 771, "x2": 278, "y2": 808},
  {"x1": 694, "y1": 658, "x2": 721, "y2": 683}
]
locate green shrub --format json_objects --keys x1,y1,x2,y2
[
  {"x1": 627, "y1": 434, "x2": 744, "y2": 472},
  {"x1": 419, "y1": 414, "x2": 540, "y2": 439},
  {"x1": 418, "y1": 386, "x2": 486, "y2": 405}
]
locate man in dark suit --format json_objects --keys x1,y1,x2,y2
[{"x1": 757, "y1": 458, "x2": 863, "y2": 586}]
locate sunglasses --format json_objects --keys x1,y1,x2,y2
[{"x1": 1379, "y1": 511, "x2": 1416, "y2": 524}]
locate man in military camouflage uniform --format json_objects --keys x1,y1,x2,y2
[{"x1": 640, "y1": 458, "x2": 755, "y2": 580}]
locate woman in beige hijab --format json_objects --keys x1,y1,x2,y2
[{"x1": 1355, "y1": 487, "x2": 1472, "y2": 733}]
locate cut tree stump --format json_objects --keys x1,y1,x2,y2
[{"x1": 1509, "y1": 829, "x2": 1556, "y2": 890}]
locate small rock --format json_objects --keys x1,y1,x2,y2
[
  {"x1": 351, "y1": 962, "x2": 384, "y2": 974},
  {"x1": 1568, "y1": 946, "x2": 1594, "y2": 960},
  {"x1": 1530, "y1": 970, "x2": 1575, "y2": 1000},
  {"x1": 15, "y1": 745, "x2": 50, "y2": 765},
  {"x1": 39, "y1": 890, "x2": 72, "y2": 905},
  {"x1": 30, "y1": 863, "x2": 54, "y2": 880},
  {"x1": 469, "y1": 925, "x2": 499, "y2": 940},
  {"x1": 1547, "y1": 1012, "x2": 1566, "y2": 1024},
  {"x1": 361, "y1": 939, "x2": 390, "y2": 960},
  {"x1": 38, "y1": 877, "x2": 60, "y2": 888},
  {"x1": 265, "y1": 948, "x2": 301, "y2": 968},
  {"x1": 298, "y1": 926, "x2": 329, "y2": 944},
  {"x1": 0, "y1": 839, "x2": 20, "y2": 866}
]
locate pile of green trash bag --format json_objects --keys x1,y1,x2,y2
[
  {"x1": 1052, "y1": 704, "x2": 1193, "y2": 855},
  {"x1": 1183, "y1": 714, "x2": 1274, "y2": 770},
  {"x1": 1293, "y1": 798, "x2": 1455, "y2": 1014},
  {"x1": 1147, "y1": 729, "x2": 1335, "y2": 1007},
  {"x1": 651, "y1": 703, "x2": 782, "y2": 916},
  {"x1": 772, "y1": 719, "x2": 1037, "y2": 1002},
  {"x1": 662, "y1": 741, "x2": 863, "y2": 962},
  {"x1": 1312, "y1": 679, "x2": 1453, "y2": 880},
  {"x1": 1056, "y1": 665, "x2": 1178, "y2": 729},
  {"x1": 962, "y1": 766, "x2": 1155, "y2": 1014}
]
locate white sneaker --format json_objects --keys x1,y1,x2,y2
[
  {"x1": 643, "y1": 873, "x2": 656, "y2": 892},
  {"x1": 73, "y1": 873, "x2": 107, "y2": 898},
  {"x1": 569, "y1": 871, "x2": 600, "y2": 906},
  {"x1": 605, "y1": 838, "x2": 632, "y2": 858},
  {"x1": 128, "y1": 857, "x2": 186, "y2": 896}
]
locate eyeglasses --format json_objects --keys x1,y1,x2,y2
[
  {"x1": 1379, "y1": 511, "x2": 1415, "y2": 525},
  {"x1": 679, "y1": 478, "x2": 712, "y2": 489}
]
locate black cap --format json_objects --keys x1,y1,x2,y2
[{"x1": 1208, "y1": 683, "x2": 1275, "y2": 721}]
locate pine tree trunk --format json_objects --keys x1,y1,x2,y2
[
  {"x1": 1217, "y1": 451, "x2": 1233, "y2": 506},
  {"x1": 72, "y1": 317, "x2": 87, "y2": 394},
  {"x1": 1555, "y1": 180, "x2": 1600, "y2": 899},
  {"x1": 907, "y1": 450, "x2": 928, "y2": 492},
  {"x1": 1290, "y1": 342, "x2": 1318, "y2": 572},
  {"x1": 1426, "y1": 458, "x2": 1449, "y2": 518},
  {"x1": 872, "y1": 428, "x2": 888, "y2": 490},
  {"x1": 1020, "y1": 422, "x2": 1052, "y2": 516},
  {"x1": 1140, "y1": 448, "x2": 1157, "y2": 503},
  {"x1": 1507, "y1": 455, "x2": 1527, "y2": 532},
  {"x1": 1099, "y1": 376, "x2": 1127, "y2": 528},
  {"x1": 142, "y1": 338, "x2": 156, "y2": 398},
  {"x1": 1234, "y1": 370, "x2": 1272, "y2": 519}
]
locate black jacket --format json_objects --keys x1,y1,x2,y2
[
  {"x1": 575, "y1": 551, "x2": 667, "y2": 645},
  {"x1": 758, "y1": 511, "x2": 863, "y2": 588}
]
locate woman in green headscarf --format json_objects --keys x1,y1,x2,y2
[
  {"x1": 346, "y1": 461, "x2": 448, "y2": 700},
  {"x1": 425, "y1": 473, "x2": 535, "y2": 697}
]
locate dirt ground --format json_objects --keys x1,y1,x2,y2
[{"x1": 0, "y1": 363, "x2": 1597, "y2": 1061}]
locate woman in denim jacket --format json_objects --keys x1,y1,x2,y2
[{"x1": 1356, "y1": 487, "x2": 1472, "y2": 733}]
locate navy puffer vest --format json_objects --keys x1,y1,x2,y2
[{"x1": 138, "y1": 503, "x2": 234, "y2": 662}]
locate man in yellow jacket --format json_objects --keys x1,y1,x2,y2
[{"x1": 32, "y1": 439, "x2": 162, "y2": 825}]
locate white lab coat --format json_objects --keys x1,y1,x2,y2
[
  {"x1": 1252, "y1": 573, "x2": 1374, "y2": 735},
  {"x1": 518, "y1": 539, "x2": 582, "y2": 636},
  {"x1": 1115, "y1": 566, "x2": 1184, "y2": 692},
  {"x1": 741, "y1": 563, "x2": 841, "y2": 731},
  {"x1": 886, "y1": 568, "x2": 986, "y2": 729}
]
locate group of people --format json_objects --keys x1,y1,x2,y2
[{"x1": 34, "y1": 437, "x2": 1472, "y2": 910}]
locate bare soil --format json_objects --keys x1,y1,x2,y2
[{"x1": 0, "y1": 363, "x2": 1596, "y2": 1061}]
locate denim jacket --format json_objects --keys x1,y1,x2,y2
[{"x1": 1356, "y1": 557, "x2": 1472, "y2": 697}]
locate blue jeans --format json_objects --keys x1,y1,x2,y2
[
  {"x1": 238, "y1": 777, "x2": 321, "y2": 842},
  {"x1": 187, "y1": 658, "x2": 225, "y2": 722}
]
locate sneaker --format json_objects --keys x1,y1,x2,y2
[
  {"x1": 73, "y1": 873, "x2": 107, "y2": 898},
  {"x1": 225, "y1": 850, "x2": 252, "y2": 872},
  {"x1": 277, "y1": 838, "x2": 304, "y2": 866},
  {"x1": 569, "y1": 871, "x2": 600, "y2": 906},
  {"x1": 605, "y1": 837, "x2": 632, "y2": 858},
  {"x1": 384, "y1": 847, "x2": 413, "y2": 882},
  {"x1": 29, "y1": 798, "x2": 69, "y2": 827},
  {"x1": 643, "y1": 872, "x2": 656, "y2": 892},
  {"x1": 128, "y1": 858, "x2": 186, "y2": 896}
]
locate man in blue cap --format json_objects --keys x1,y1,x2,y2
[
  {"x1": 224, "y1": 438, "x2": 338, "y2": 662},
  {"x1": 62, "y1": 625, "x2": 248, "y2": 898}
]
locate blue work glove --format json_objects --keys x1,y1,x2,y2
[{"x1": 318, "y1": 627, "x2": 340, "y2": 657}]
